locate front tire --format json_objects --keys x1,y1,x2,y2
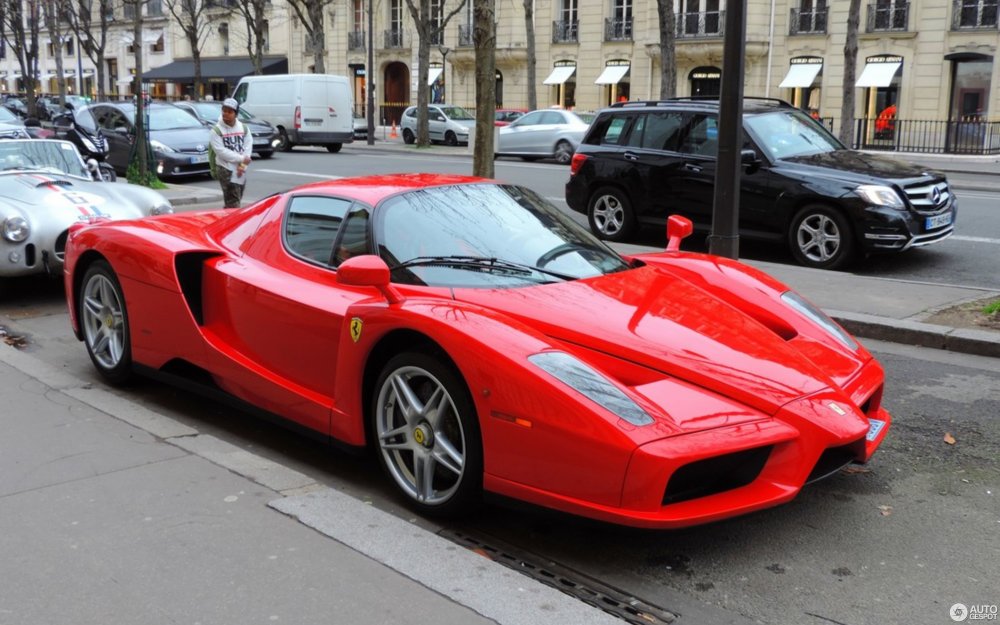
[
  {"x1": 79, "y1": 260, "x2": 133, "y2": 385},
  {"x1": 257, "y1": 150, "x2": 274, "y2": 160},
  {"x1": 587, "y1": 186, "x2": 636, "y2": 242},
  {"x1": 444, "y1": 130, "x2": 458, "y2": 146},
  {"x1": 278, "y1": 128, "x2": 294, "y2": 152},
  {"x1": 372, "y1": 352, "x2": 482, "y2": 517},
  {"x1": 402, "y1": 128, "x2": 415, "y2": 144},
  {"x1": 789, "y1": 204, "x2": 856, "y2": 270},
  {"x1": 98, "y1": 163, "x2": 117, "y2": 182}
]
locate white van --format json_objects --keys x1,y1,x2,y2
[{"x1": 233, "y1": 74, "x2": 354, "y2": 153}]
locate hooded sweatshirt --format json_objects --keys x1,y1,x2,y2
[{"x1": 211, "y1": 116, "x2": 253, "y2": 184}]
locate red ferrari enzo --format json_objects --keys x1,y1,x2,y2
[{"x1": 64, "y1": 174, "x2": 890, "y2": 528}]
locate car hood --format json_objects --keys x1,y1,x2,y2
[
  {"x1": 0, "y1": 173, "x2": 166, "y2": 222},
  {"x1": 453, "y1": 266, "x2": 845, "y2": 417},
  {"x1": 777, "y1": 149, "x2": 942, "y2": 184}
]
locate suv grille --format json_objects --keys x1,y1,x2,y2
[{"x1": 903, "y1": 181, "x2": 951, "y2": 215}]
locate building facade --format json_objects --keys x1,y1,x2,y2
[{"x1": 2, "y1": 0, "x2": 997, "y2": 133}]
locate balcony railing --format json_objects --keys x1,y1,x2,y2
[
  {"x1": 553, "y1": 19, "x2": 579, "y2": 43},
  {"x1": 952, "y1": 0, "x2": 999, "y2": 29},
  {"x1": 604, "y1": 17, "x2": 633, "y2": 41},
  {"x1": 852, "y1": 117, "x2": 1000, "y2": 154},
  {"x1": 348, "y1": 30, "x2": 365, "y2": 50},
  {"x1": 678, "y1": 11, "x2": 724, "y2": 38},
  {"x1": 384, "y1": 29, "x2": 404, "y2": 48},
  {"x1": 867, "y1": 2, "x2": 909, "y2": 31},
  {"x1": 789, "y1": 7, "x2": 828, "y2": 34},
  {"x1": 458, "y1": 24, "x2": 473, "y2": 47}
]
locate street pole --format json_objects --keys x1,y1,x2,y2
[
  {"x1": 76, "y1": 35, "x2": 84, "y2": 97},
  {"x1": 366, "y1": 0, "x2": 375, "y2": 145},
  {"x1": 707, "y1": 0, "x2": 746, "y2": 260}
]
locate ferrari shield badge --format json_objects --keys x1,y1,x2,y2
[{"x1": 350, "y1": 317, "x2": 363, "y2": 343}]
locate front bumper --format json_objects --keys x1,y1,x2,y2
[
  {"x1": 156, "y1": 152, "x2": 211, "y2": 178},
  {"x1": 859, "y1": 195, "x2": 957, "y2": 253},
  {"x1": 0, "y1": 230, "x2": 68, "y2": 278}
]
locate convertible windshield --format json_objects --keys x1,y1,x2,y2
[
  {"x1": 377, "y1": 183, "x2": 629, "y2": 288},
  {"x1": 0, "y1": 140, "x2": 89, "y2": 178},
  {"x1": 745, "y1": 110, "x2": 842, "y2": 159}
]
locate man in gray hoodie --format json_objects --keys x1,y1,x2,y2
[{"x1": 211, "y1": 98, "x2": 254, "y2": 208}]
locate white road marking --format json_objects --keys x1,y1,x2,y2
[
  {"x1": 951, "y1": 235, "x2": 1000, "y2": 244},
  {"x1": 255, "y1": 169, "x2": 343, "y2": 179}
]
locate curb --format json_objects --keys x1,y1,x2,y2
[{"x1": 831, "y1": 310, "x2": 1000, "y2": 358}]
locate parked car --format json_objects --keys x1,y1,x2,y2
[
  {"x1": 88, "y1": 101, "x2": 212, "y2": 178},
  {"x1": 64, "y1": 173, "x2": 890, "y2": 527},
  {"x1": 494, "y1": 109, "x2": 526, "y2": 126},
  {"x1": 0, "y1": 139, "x2": 171, "y2": 287},
  {"x1": 0, "y1": 106, "x2": 30, "y2": 139},
  {"x1": 2, "y1": 96, "x2": 29, "y2": 119},
  {"x1": 174, "y1": 100, "x2": 278, "y2": 159},
  {"x1": 566, "y1": 98, "x2": 957, "y2": 270},
  {"x1": 353, "y1": 112, "x2": 368, "y2": 140},
  {"x1": 400, "y1": 104, "x2": 475, "y2": 145},
  {"x1": 496, "y1": 109, "x2": 593, "y2": 165}
]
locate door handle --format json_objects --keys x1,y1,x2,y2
[
  {"x1": 623, "y1": 151, "x2": 639, "y2": 161},
  {"x1": 684, "y1": 163, "x2": 703, "y2": 173}
]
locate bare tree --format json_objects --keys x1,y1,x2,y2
[
  {"x1": 839, "y1": 0, "x2": 861, "y2": 145},
  {"x1": 233, "y1": 0, "x2": 268, "y2": 74},
  {"x1": 522, "y1": 0, "x2": 535, "y2": 110},
  {"x1": 165, "y1": 0, "x2": 215, "y2": 98},
  {"x1": 286, "y1": 0, "x2": 335, "y2": 74},
  {"x1": 42, "y1": 0, "x2": 70, "y2": 106},
  {"x1": 123, "y1": 0, "x2": 159, "y2": 186},
  {"x1": 66, "y1": 0, "x2": 113, "y2": 101},
  {"x1": 471, "y1": 0, "x2": 494, "y2": 177},
  {"x1": 1, "y1": 0, "x2": 43, "y2": 117},
  {"x1": 404, "y1": 0, "x2": 467, "y2": 146},
  {"x1": 656, "y1": 0, "x2": 677, "y2": 98}
]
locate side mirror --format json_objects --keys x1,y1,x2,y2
[
  {"x1": 666, "y1": 215, "x2": 693, "y2": 252},
  {"x1": 741, "y1": 149, "x2": 761, "y2": 171},
  {"x1": 336, "y1": 255, "x2": 403, "y2": 305}
]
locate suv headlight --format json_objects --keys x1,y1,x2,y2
[
  {"x1": 2, "y1": 216, "x2": 29, "y2": 242},
  {"x1": 856, "y1": 184, "x2": 905, "y2": 209},
  {"x1": 149, "y1": 140, "x2": 176, "y2": 154}
]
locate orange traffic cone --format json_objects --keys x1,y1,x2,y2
[{"x1": 389, "y1": 121, "x2": 398, "y2": 139}]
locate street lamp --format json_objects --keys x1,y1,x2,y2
[{"x1": 438, "y1": 46, "x2": 450, "y2": 103}]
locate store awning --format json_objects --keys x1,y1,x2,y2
[
  {"x1": 143, "y1": 56, "x2": 288, "y2": 84},
  {"x1": 35, "y1": 73, "x2": 55, "y2": 81},
  {"x1": 778, "y1": 63, "x2": 823, "y2": 88},
  {"x1": 543, "y1": 66, "x2": 576, "y2": 85},
  {"x1": 427, "y1": 67, "x2": 443, "y2": 85},
  {"x1": 595, "y1": 65, "x2": 630, "y2": 85},
  {"x1": 856, "y1": 61, "x2": 901, "y2": 87}
]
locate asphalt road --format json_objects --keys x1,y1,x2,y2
[
  {"x1": 1, "y1": 262, "x2": 997, "y2": 625},
  {"x1": 176, "y1": 146, "x2": 1000, "y2": 291}
]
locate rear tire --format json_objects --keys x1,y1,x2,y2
[
  {"x1": 326, "y1": 143, "x2": 342, "y2": 153},
  {"x1": 553, "y1": 140, "x2": 574, "y2": 165},
  {"x1": 79, "y1": 260, "x2": 133, "y2": 385},
  {"x1": 788, "y1": 204, "x2": 856, "y2": 270},
  {"x1": 587, "y1": 186, "x2": 636, "y2": 242}
]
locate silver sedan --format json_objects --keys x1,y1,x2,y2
[
  {"x1": 496, "y1": 109, "x2": 594, "y2": 165},
  {"x1": 0, "y1": 140, "x2": 172, "y2": 285}
]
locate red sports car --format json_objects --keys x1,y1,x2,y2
[{"x1": 64, "y1": 174, "x2": 891, "y2": 528}]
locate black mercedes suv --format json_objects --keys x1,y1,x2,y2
[{"x1": 565, "y1": 98, "x2": 956, "y2": 269}]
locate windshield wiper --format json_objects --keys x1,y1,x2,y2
[{"x1": 391, "y1": 255, "x2": 574, "y2": 282}]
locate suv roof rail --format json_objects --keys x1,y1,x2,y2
[{"x1": 609, "y1": 97, "x2": 795, "y2": 109}]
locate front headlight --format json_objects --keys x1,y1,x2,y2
[
  {"x1": 529, "y1": 351, "x2": 654, "y2": 426},
  {"x1": 2, "y1": 216, "x2": 30, "y2": 242},
  {"x1": 80, "y1": 134, "x2": 98, "y2": 153},
  {"x1": 150, "y1": 202, "x2": 173, "y2": 216},
  {"x1": 149, "y1": 140, "x2": 176, "y2": 154},
  {"x1": 456, "y1": 126, "x2": 469, "y2": 133},
  {"x1": 856, "y1": 184, "x2": 905, "y2": 209},
  {"x1": 781, "y1": 291, "x2": 858, "y2": 350}
]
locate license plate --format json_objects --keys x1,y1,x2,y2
[
  {"x1": 925, "y1": 212, "x2": 952, "y2": 230},
  {"x1": 190, "y1": 154, "x2": 208, "y2": 164},
  {"x1": 254, "y1": 139, "x2": 269, "y2": 146},
  {"x1": 866, "y1": 418, "x2": 886, "y2": 442}
]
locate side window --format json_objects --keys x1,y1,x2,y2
[
  {"x1": 540, "y1": 111, "x2": 564, "y2": 124},
  {"x1": 284, "y1": 196, "x2": 352, "y2": 266},
  {"x1": 601, "y1": 115, "x2": 629, "y2": 144},
  {"x1": 333, "y1": 208, "x2": 371, "y2": 266},
  {"x1": 641, "y1": 111, "x2": 685, "y2": 151},
  {"x1": 678, "y1": 114, "x2": 719, "y2": 157},
  {"x1": 515, "y1": 111, "x2": 544, "y2": 126},
  {"x1": 623, "y1": 114, "x2": 647, "y2": 148},
  {"x1": 233, "y1": 83, "x2": 247, "y2": 104},
  {"x1": 405, "y1": 108, "x2": 416, "y2": 118}
]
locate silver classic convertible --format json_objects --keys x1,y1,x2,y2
[{"x1": 0, "y1": 139, "x2": 173, "y2": 286}]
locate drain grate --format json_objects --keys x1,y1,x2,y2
[{"x1": 439, "y1": 529, "x2": 677, "y2": 625}]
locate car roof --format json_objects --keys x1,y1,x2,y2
[
  {"x1": 280, "y1": 173, "x2": 489, "y2": 206},
  {"x1": 603, "y1": 97, "x2": 797, "y2": 115}
]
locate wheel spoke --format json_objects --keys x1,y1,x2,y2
[
  {"x1": 414, "y1": 454, "x2": 436, "y2": 501},
  {"x1": 389, "y1": 373, "x2": 424, "y2": 424},
  {"x1": 433, "y1": 435, "x2": 464, "y2": 476},
  {"x1": 93, "y1": 331, "x2": 111, "y2": 357},
  {"x1": 422, "y1": 386, "x2": 447, "y2": 426},
  {"x1": 83, "y1": 295, "x2": 103, "y2": 318}
]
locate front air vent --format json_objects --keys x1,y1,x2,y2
[
  {"x1": 805, "y1": 439, "x2": 865, "y2": 484},
  {"x1": 663, "y1": 446, "x2": 772, "y2": 505}
]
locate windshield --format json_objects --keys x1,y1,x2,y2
[
  {"x1": 377, "y1": 183, "x2": 629, "y2": 288},
  {"x1": 745, "y1": 110, "x2": 843, "y2": 159},
  {"x1": 123, "y1": 106, "x2": 204, "y2": 130},
  {"x1": 0, "y1": 107, "x2": 19, "y2": 123},
  {"x1": 0, "y1": 140, "x2": 89, "y2": 177},
  {"x1": 74, "y1": 106, "x2": 100, "y2": 132},
  {"x1": 440, "y1": 106, "x2": 474, "y2": 121}
]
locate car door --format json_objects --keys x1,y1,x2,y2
[
  {"x1": 95, "y1": 106, "x2": 132, "y2": 173},
  {"x1": 428, "y1": 106, "x2": 446, "y2": 142},
  {"x1": 201, "y1": 194, "x2": 363, "y2": 433},
  {"x1": 616, "y1": 110, "x2": 690, "y2": 223},
  {"x1": 500, "y1": 110, "x2": 545, "y2": 153}
]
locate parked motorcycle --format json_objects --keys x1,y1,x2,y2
[{"x1": 53, "y1": 105, "x2": 116, "y2": 182}]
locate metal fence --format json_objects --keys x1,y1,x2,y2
[{"x1": 850, "y1": 118, "x2": 1000, "y2": 155}]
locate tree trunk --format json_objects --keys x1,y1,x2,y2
[
  {"x1": 131, "y1": 3, "x2": 151, "y2": 182},
  {"x1": 839, "y1": 0, "x2": 861, "y2": 145},
  {"x1": 310, "y1": 3, "x2": 325, "y2": 74},
  {"x1": 523, "y1": 0, "x2": 536, "y2": 110},
  {"x1": 472, "y1": 0, "x2": 495, "y2": 178},
  {"x1": 657, "y1": 0, "x2": 677, "y2": 98}
]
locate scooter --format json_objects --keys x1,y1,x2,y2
[{"x1": 53, "y1": 105, "x2": 117, "y2": 182}]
